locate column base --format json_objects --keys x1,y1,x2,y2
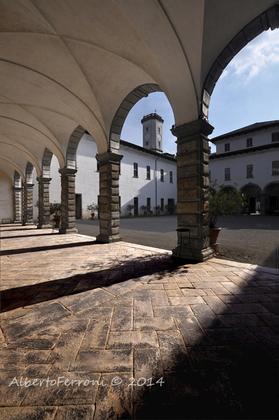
[
  {"x1": 37, "y1": 224, "x2": 52, "y2": 229},
  {"x1": 59, "y1": 227, "x2": 78, "y2": 234},
  {"x1": 172, "y1": 245, "x2": 214, "y2": 263},
  {"x1": 96, "y1": 234, "x2": 121, "y2": 243}
]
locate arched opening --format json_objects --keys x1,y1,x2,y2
[
  {"x1": 109, "y1": 84, "x2": 162, "y2": 151},
  {"x1": 13, "y1": 171, "x2": 22, "y2": 223},
  {"x1": 241, "y1": 183, "x2": 262, "y2": 214},
  {"x1": 205, "y1": 5, "x2": 279, "y2": 267},
  {"x1": 70, "y1": 86, "x2": 177, "y2": 248},
  {"x1": 202, "y1": 4, "x2": 279, "y2": 118},
  {"x1": 264, "y1": 181, "x2": 279, "y2": 214},
  {"x1": 0, "y1": 169, "x2": 13, "y2": 223},
  {"x1": 22, "y1": 162, "x2": 36, "y2": 225},
  {"x1": 88, "y1": 84, "x2": 178, "y2": 246}
]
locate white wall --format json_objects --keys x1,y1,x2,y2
[
  {"x1": 210, "y1": 148, "x2": 279, "y2": 190},
  {"x1": 49, "y1": 134, "x2": 177, "y2": 218},
  {"x1": 215, "y1": 127, "x2": 279, "y2": 154},
  {"x1": 75, "y1": 134, "x2": 99, "y2": 218},
  {"x1": 0, "y1": 170, "x2": 13, "y2": 221},
  {"x1": 49, "y1": 154, "x2": 61, "y2": 204},
  {"x1": 119, "y1": 144, "x2": 176, "y2": 215}
]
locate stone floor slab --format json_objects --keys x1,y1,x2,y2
[{"x1": 1, "y1": 225, "x2": 279, "y2": 419}]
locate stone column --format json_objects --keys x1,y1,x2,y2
[
  {"x1": 59, "y1": 167, "x2": 77, "y2": 234},
  {"x1": 13, "y1": 186, "x2": 22, "y2": 223},
  {"x1": 37, "y1": 176, "x2": 51, "y2": 228},
  {"x1": 172, "y1": 118, "x2": 214, "y2": 261},
  {"x1": 96, "y1": 151, "x2": 122, "y2": 243},
  {"x1": 22, "y1": 182, "x2": 34, "y2": 225}
]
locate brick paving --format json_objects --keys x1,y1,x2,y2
[{"x1": 1, "y1": 225, "x2": 279, "y2": 419}]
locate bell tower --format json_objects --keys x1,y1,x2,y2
[{"x1": 141, "y1": 113, "x2": 164, "y2": 153}]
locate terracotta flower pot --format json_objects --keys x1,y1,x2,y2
[{"x1": 210, "y1": 227, "x2": 221, "y2": 252}]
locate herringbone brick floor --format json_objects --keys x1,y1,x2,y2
[{"x1": 0, "y1": 225, "x2": 279, "y2": 419}]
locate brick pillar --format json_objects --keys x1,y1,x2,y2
[
  {"x1": 172, "y1": 118, "x2": 214, "y2": 261},
  {"x1": 37, "y1": 176, "x2": 51, "y2": 228},
  {"x1": 96, "y1": 151, "x2": 122, "y2": 243},
  {"x1": 22, "y1": 183, "x2": 34, "y2": 225},
  {"x1": 59, "y1": 167, "x2": 77, "y2": 234},
  {"x1": 13, "y1": 186, "x2": 22, "y2": 223}
]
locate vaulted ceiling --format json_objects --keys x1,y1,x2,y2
[{"x1": 0, "y1": 0, "x2": 276, "y2": 180}]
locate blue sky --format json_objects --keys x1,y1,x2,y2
[{"x1": 121, "y1": 28, "x2": 279, "y2": 154}]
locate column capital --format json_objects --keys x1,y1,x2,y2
[
  {"x1": 13, "y1": 186, "x2": 22, "y2": 192},
  {"x1": 24, "y1": 182, "x2": 34, "y2": 188},
  {"x1": 59, "y1": 167, "x2": 77, "y2": 176},
  {"x1": 96, "y1": 151, "x2": 123, "y2": 166},
  {"x1": 171, "y1": 117, "x2": 214, "y2": 139},
  {"x1": 37, "y1": 176, "x2": 51, "y2": 183}
]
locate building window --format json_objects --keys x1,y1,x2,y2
[
  {"x1": 160, "y1": 198, "x2": 164, "y2": 212},
  {"x1": 272, "y1": 132, "x2": 279, "y2": 142},
  {"x1": 146, "y1": 165, "x2": 151, "y2": 180},
  {"x1": 272, "y1": 161, "x2": 279, "y2": 176},
  {"x1": 225, "y1": 168, "x2": 231, "y2": 181},
  {"x1": 146, "y1": 127, "x2": 149, "y2": 132},
  {"x1": 225, "y1": 143, "x2": 230, "y2": 152},
  {"x1": 169, "y1": 171, "x2": 173, "y2": 183},
  {"x1": 158, "y1": 127, "x2": 161, "y2": 134},
  {"x1": 246, "y1": 137, "x2": 253, "y2": 147},
  {"x1": 147, "y1": 197, "x2": 151, "y2": 212},
  {"x1": 160, "y1": 169, "x2": 164, "y2": 182},
  {"x1": 133, "y1": 162, "x2": 138, "y2": 178},
  {"x1": 246, "y1": 164, "x2": 254, "y2": 178}
]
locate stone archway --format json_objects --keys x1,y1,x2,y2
[
  {"x1": 13, "y1": 171, "x2": 22, "y2": 223},
  {"x1": 241, "y1": 184, "x2": 262, "y2": 214},
  {"x1": 264, "y1": 182, "x2": 279, "y2": 214},
  {"x1": 201, "y1": 4, "x2": 279, "y2": 118},
  {"x1": 109, "y1": 84, "x2": 162, "y2": 152},
  {"x1": 22, "y1": 162, "x2": 35, "y2": 225},
  {"x1": 66, "y1": 126, "x2": 86, "y2": 169},
  {"x1": 37, "y1": 148, "x2": 54, "y2": 228}
]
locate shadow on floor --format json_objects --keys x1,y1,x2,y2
[
  {"x1": 0, "y1": 254, "x2": 180, "y2": 312},
  {"x1": 135, "y1": 252, "x2": 279, "y2": 420},
  {"x1": 0, "y1": 239, "x2": 97, "y2": 256},
  {"x1": 0, "y1": 226, "x2": 37, "y2": 232},
  {"x1": 0, "y1": 232, "x2": 58, "y2": 240}
]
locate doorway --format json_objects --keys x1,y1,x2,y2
[
  {"x1": 168, "y1": 198, "x2": 175, "y2": 215},
  {"x1": 248, "y1": 197, "x2": 256, "y2": 213}
]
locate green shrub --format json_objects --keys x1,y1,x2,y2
[{"x1": 209, "y1": 186, "x2": 246, "y2": 227}]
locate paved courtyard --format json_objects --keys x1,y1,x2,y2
[
  {"x1": 77, "y1": 215, "x2": 279, "y2": 268},
  {"x1": 1, "y1": 225, "x2": 279, "y2": 419}
]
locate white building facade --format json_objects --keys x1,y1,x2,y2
[
  {"x1": 209, "y1": 121, "x2": 279, "y2": 214},
  {"x1": 48, "y1": 113, "x2": 177, "y2": 219}
]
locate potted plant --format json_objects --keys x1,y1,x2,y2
[
  {"x1": 209, "y1": 186, "x2": 245, "y2": 250},
  {"x1": 50, "y1": 203, "x2": 61, "y2": 228},
  {"x1": 87, "y1": 202, "x2": 98, "y2": 219}
]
